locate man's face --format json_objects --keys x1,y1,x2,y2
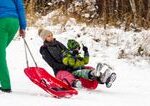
[{"x1": 45, "y1": 34, "x2": 54, "y2": 42}]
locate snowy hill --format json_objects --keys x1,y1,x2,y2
[{"x1": 1, "y1": 16, "x2": 150, "y2": 106}]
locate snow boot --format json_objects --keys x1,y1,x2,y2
[
  {"x1": 90, "y1": 63, "x2": 111, "y2": 83},
  {"x1": 100, "y1": 69, "x2": 111, "y2": 83},
  {"x1": 105, "y1": 73, "x2": 116, "y2": 88},
  {"x1": 90, "y1": 63, "x2": 103, "y2": 77},
  {"x1": 72, "y1": 80, "x2": 82, "y2": 88},
  {"x1": 0, "y1": 87, "x2": 11, "y2": 93}
]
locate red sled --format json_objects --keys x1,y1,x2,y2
[
  {"x1": 79, "y1": 78, "x2": 98, "y2": 89},
  {"x1": 80, "y1": 66, "x2": 99, "y2": 89},
  {"x1": 24, "y1": 67, "x2": 78, "y2": 98}
]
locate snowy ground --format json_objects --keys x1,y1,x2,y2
[{"x1": 1, "y1": 19, "x2": 150, "y2": 105}]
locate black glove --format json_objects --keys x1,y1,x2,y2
[
  {"x1": 82, "y1": 44, "x2": 88, "y2": 52},
  {"x1": 72, "y1": 50, "x2": 79, "y2": 56}
]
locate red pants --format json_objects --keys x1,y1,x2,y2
[{"x1": 56, "y1": 70, "x2": 98, "y2": 89}]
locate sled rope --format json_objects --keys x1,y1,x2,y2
[
  {"x1": 23, "y1": 38, "x2": 43, "y2": 79},
  {"x1": 23, "y1": 38, "x2": 38, "y2": 67},
  {"x1": 23, "y1": 38, "x2": 29, "y2": 67}
]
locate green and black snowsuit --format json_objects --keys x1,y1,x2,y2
[
  {"x1": 62, "y1": 50, "x2": 89, "y2": 69},
  {"x1": 62, "y1": 39, "x2": 94, "y2": 79}
]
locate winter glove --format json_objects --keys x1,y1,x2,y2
[
  {"x1": 82, "y1": 44, "x2": 88, "y2": 52},
  {"x1": 82, "y1": 44, "x2": 89, "y2": 57},
  {"x1": 72, "y1": 50, "x2": 79, "y2": 56}
]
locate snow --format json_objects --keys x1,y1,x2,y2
[{"x1": 1, "y1": 16, "x2": 150, "y2": 106}]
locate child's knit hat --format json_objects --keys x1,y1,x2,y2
[
  {"x1": 67, "y1": 39, "x2": 80, "y2": 50},
  {"x1": 38, "y1": 29, "x2": 53, "y2": 40}
]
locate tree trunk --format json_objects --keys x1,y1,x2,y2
[
  {"x1": 138, "y1": 0, "x2": 144, "y2": 27},
  {"x1": 103, "y1": 0, "x2": 108, "y2": 29},
  {"x1": 95, "y1": 0, "x2": 104, "y2": 17},
  {"x1": 147, "y1": 0, "x2": 150, "y2": 21},
  {"x1": 129, "y1": 0, "x2": 137, "y2": 28}
]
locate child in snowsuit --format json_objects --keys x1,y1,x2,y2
[{"x1": 62, "y1": 39, "x2": 116, "y2": 88}]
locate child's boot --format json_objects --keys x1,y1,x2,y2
[
  {"x1": 100, "y1": 69, "x2": 111, "y2": 83},
  {"x1": 72, "y1": 79, "x2": 82, "y2": 88},
  {"x1": 105, "y1": 73, "x2": 116, "y2": 88},
  {"x1": 90, "y1": 63, "x2": 103, "y2": 77}
]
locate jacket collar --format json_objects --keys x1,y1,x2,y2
[{"x1": 44, "y1": 38, "x2": 57, "y2": 46}]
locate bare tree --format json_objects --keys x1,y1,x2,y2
[
  {"x1": 147, "y1": 0, "x2": 150, "y2": 21},
  {"x1": 25, "y1": 0, "x2": 150, "y2": 29},
  {"x1": 103, "y1": 0, "x2": 107, "y2": 29},
  {"x1": 95, "y1": 0, "x2": 104, "y2": 17},
  {"x1": 129, "y1": 0, "x2": 137, "y2": 27}
]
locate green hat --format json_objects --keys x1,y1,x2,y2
[{"x1": 67, "y1": 39, "x2": 80, "y2": 50}]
